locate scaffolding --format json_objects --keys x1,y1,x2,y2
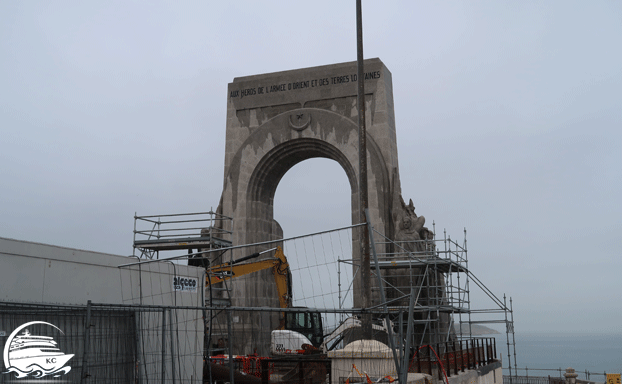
[
  {"x1": 132, "y1": 210, "x2": 233, "y2": 263},
  {"x1": 370, "y1": 224, "x2": 518, "y2": 381},
  {"x1": 127, "y1": 211, "x2": 518, "y2": 382}
]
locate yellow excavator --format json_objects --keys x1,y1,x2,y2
[
  {"x1": 205, "y1": 247, "x2": 323, "y2": 350},
  {"x1": 206, "y1": 246, "x2": 292, "y2": 308}
]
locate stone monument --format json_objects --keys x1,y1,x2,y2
[{"x1": 215, "y1": 59, "x2": 443, "y2": 354}]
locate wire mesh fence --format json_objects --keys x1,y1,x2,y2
[
  {"x1": 0, "y1": 302, "x2": 136, "y2": 383},
  {"x1": 503, "y1": 376, "x2": 565, "y2": 384},
  {"x1": 0, "y1": 301, "x2": 502, "y2": 384},
  {"x1": 0, "y1": 301, "x2": 204, "y2": 383},
  {"x1": 504, "y1": 368, "x2": 613, "y2": 384}
]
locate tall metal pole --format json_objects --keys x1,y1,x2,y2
[
  {"x1": 401, "y1": 286, "x2": 417, "y2": 384},
  {"x1": 169, "y1": 310, "x2": 176, "y2": 384},
  {"x1": 161, "y1": 308, "x2": 167, "y2": 384},
  {"x1": 80, "y1": 300, "x2": 92, "y2": 384},
  {"x1": 510, "y1": 297, "x2": 518, "y2": 379},
  {"x1": 228, "y1": 309, "x2": 234, "y2": 384},
  {"x1": 356, "y1": 0, "x2": 372, "y2": 340}
]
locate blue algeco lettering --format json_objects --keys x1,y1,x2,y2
[{"x1": 173, "y1": 277, "x2": 197, "y2": 288}]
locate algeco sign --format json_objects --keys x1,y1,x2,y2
[{"x1": 172, "y1": 276, "x2": 198, "y2": 293}]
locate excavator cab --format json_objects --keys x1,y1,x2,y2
[
  {"x1": 283, "y1": 310, "x2": 323, "y2": 348},
  {"x1": 206, "y1": 247, "x2": 324, "y2": 350}
]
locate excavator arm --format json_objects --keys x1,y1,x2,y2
[
  {"x1": 205, "y1": 247, "x2": 323, "y2": 350},
  {"x1": 206, "y1": 246, "x2": 291, "y2": 308}
]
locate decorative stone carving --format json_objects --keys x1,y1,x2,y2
[
  {"x1": 391, "y1": 194, "x2": 452, "y2": 345},
  {"x1": 394, "y1": 196, "x2": 431, "y2": 254},
  {"x1": 288, "y1": 113, "x2": 311, "y2": 131}
]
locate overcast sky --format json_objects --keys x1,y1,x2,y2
[{"x1": 1, "y1": 1, "x2": 621, "y2": 336}]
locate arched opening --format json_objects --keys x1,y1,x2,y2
[
  {"x1": 273, "y1": 158, "x2": 354, "y2": 315},
  {"x1": 273, "y1": 157, "x2": 351, "y2": 238},
  {"x1": 245, "y1": 138, "x2": 359, "y2": 245}
]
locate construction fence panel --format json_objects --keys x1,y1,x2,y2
[
  {"x1": 0, "y1": 301, "x2": 204, "y2": 384},
  {"x1": 0, "y1": 302, "x2": 135, "y2": 383}
]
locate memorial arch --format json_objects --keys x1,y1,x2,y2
[{"x1": 217, "y1": 59, "x2": 405, "y2": 309}]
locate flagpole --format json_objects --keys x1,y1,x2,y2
[{"x1": 356, "y1": 0, "x2": 372, "y2": 339}]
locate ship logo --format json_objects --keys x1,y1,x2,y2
[{"x1": 2, "y1": 321, "x2": 73, "y2": 379}]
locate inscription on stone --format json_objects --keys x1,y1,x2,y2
[{"x1": 229, "y1": 70, "x2": 381, "y2": 99}]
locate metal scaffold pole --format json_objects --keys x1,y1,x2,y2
[
  {"x1": 505, "y1": 294, "x2": 513, "y2": 384},
  {"x1": 366, "y1": 209, "x2": 400, "y2": 376},
  {"x1": 510, "y1": 297, "x2": 518, "y2": 379}
]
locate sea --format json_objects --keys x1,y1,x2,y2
[{"x1": 491, "y1": 333, "x2": 622, "y2": 380}]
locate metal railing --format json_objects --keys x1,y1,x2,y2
[
  {"x1": 407, "y1": 337, "x2": 498, "y2": 380},
  {"x1": 503, "y1": 376, "x2": 558, "y2": 384},
  {"x1": 505, "y1": 367, "x2": 614, "y2": 382},
  {"x1": 133, "y1": 210, "x2": 233, "y2": 259}
]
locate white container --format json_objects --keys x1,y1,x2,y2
[{"x1": 327, "y1": 340, "x2": 397, "y2": 384}]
